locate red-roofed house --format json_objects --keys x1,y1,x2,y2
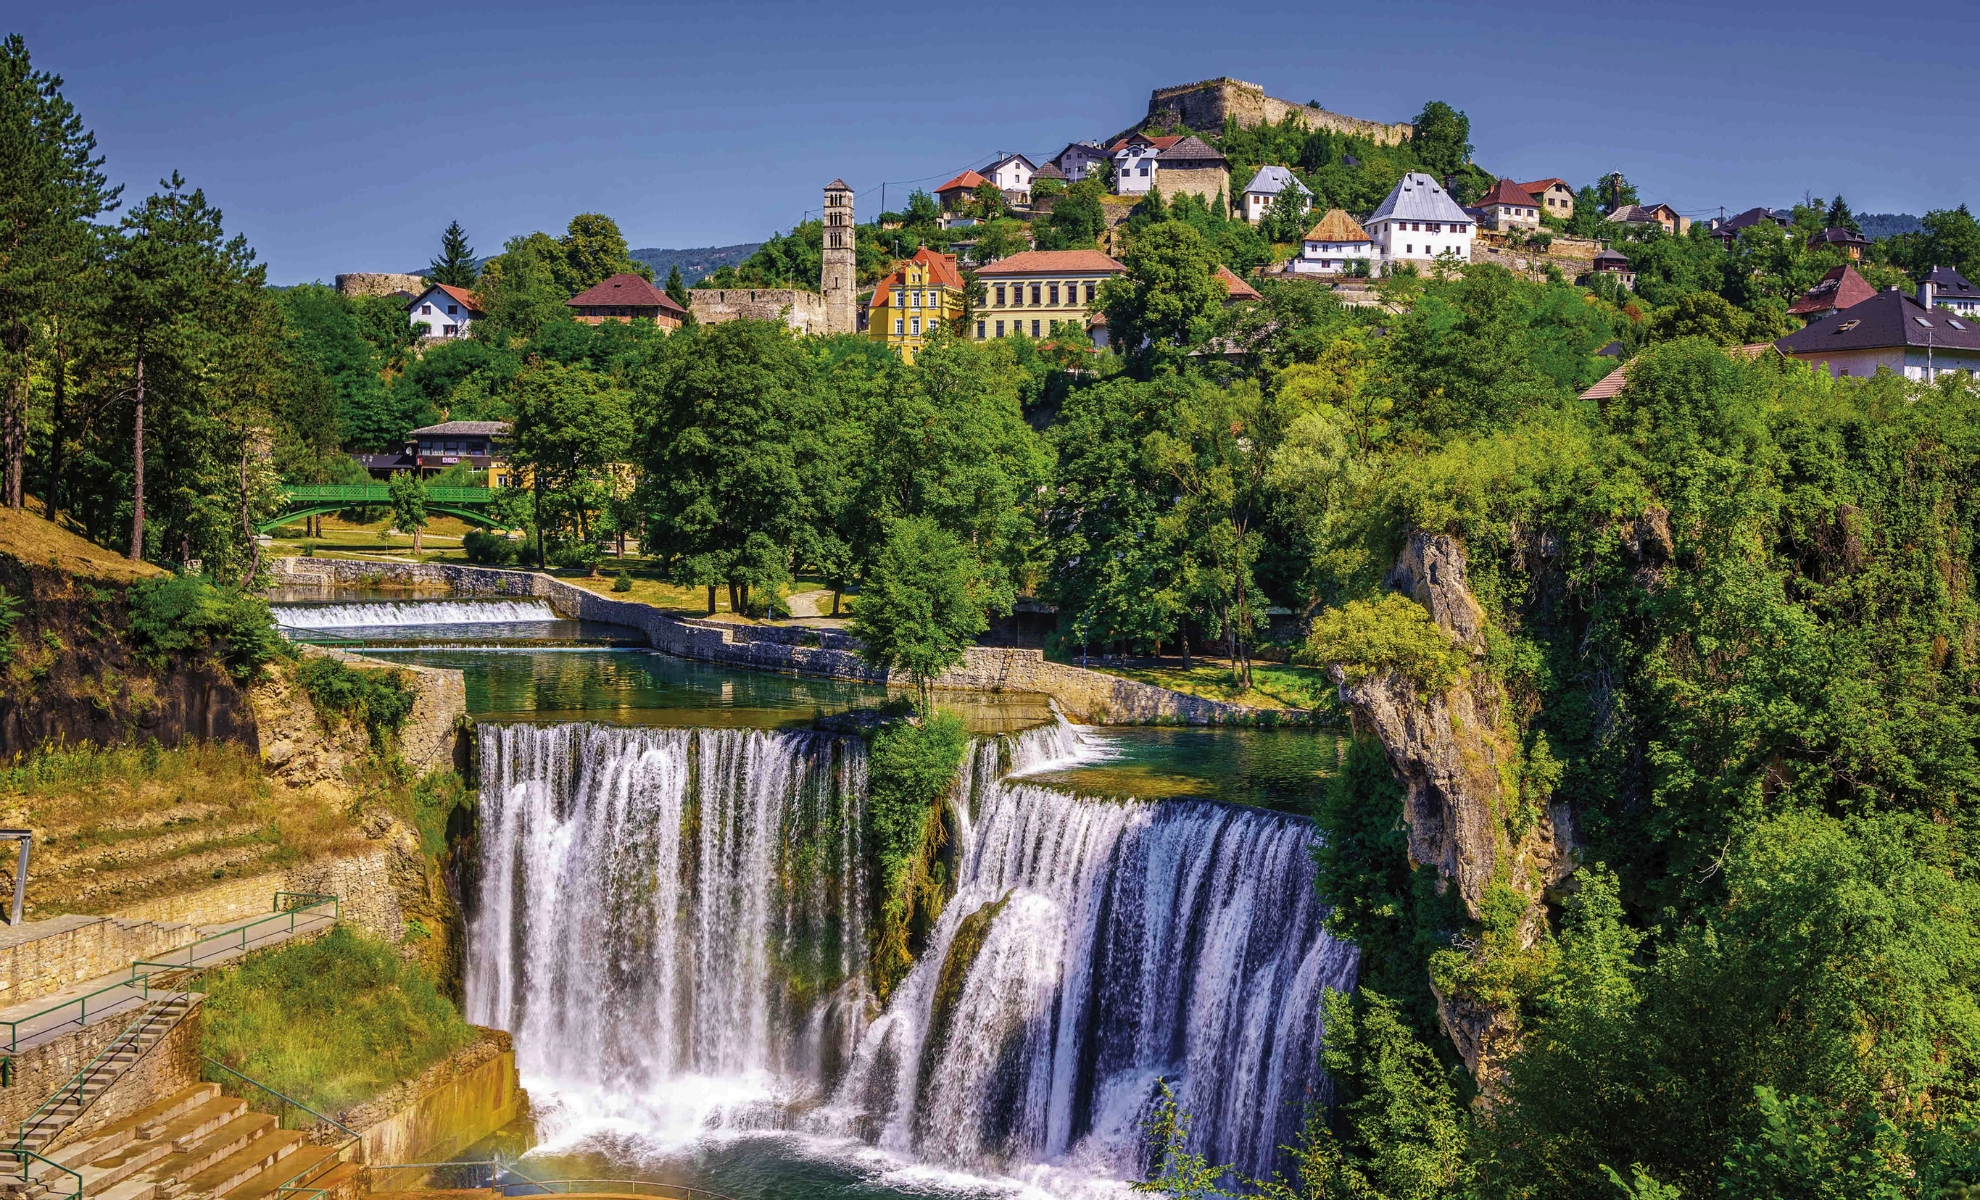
[
  {"x1": 869, "y1": 247, "x2": 966, "y2": 362},
  {"x1": 1477, "y1": 179, "x2": 1543, "y2": 230},
  {"x1": 1518, "y1": 179, "x2": 1576, "y2": 219},
  {"x1": 1108, "y1": 133, "x2": 1186, "y2": 196},
  {"x1": 1215, "y1": 265, "x2": 1261, "y2": 304},
  {"x1": 935, "y1": 170, "x2": 990, "y2": 212},
  {"x1": 1788, "y1": 265, "x2": 1878, "y2": 321},
  {"x1": 565, "y1": 273, "x2": 686, "y2": 329},
  {"x1": 406, "y1": 283, "x2": 484, "y2": 339},
  {"x1": 973, "y1": 249, "x2": 1125, "y2": 345}
]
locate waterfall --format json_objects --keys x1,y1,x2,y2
[
  {"x1": 467, "y1": 717, "x2": 1357, "y2": 1191},
  {"x1": 272, "y1": 598, "x2": 560, "y2": 628}
]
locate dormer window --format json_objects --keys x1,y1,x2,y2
[{"x1": 1837, "y1": 320, "x2": 1860, "y2": 333}]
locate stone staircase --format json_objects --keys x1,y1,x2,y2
[
  {"x1": 3, "y1": 1084, "x2": 358, "y2": 1200},
  {"x1": 14, "y1": 992, "x2": 200, "y2": 1159}
]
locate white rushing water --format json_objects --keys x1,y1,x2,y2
[
  {"x1": 467, "y1": 717, "x2": 1357, "y2": 1194},
  {"x1": 271, "y1": 598, "x2": 561, "y2": 628}
]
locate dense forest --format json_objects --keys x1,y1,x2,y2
[{"x1": 8, "y1": 31, "x2": 1980, "y2": 1199}]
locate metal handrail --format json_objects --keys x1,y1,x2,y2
[
  {"x1": 0, "y1": 973, "x2": 156, "y2": 1053},
  {"x1": 280, "y1": 485, "x2": 497, "y2": 504},
  {"x1": 273, "y1": 893, "x2": 340, "y2": 918},
  {"x1": 17, "y1": 988, "x2": 192, "y2": 1149},
  {"x1": 201, "y1": 1058, "x2": 361, "y2": 1142},
  {"x1": 129, "y1": 898, "x2": 338, "y2": 977},
  {"x1": 6, "y1": 1146, "x2": 82, "y2": 1200},
  {"x1": 496, "y1": 1175, "x2": 738, "y2": 1200}
]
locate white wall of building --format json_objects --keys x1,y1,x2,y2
[
  {"x1": 1114, "y1": 144, "x2": 1159, "y2": 194},
  {"x1": 407, "y1": 287, "x2": 473, "y2": 338},
  {"x1": 1292, "y1": 240, "x2": 1378, "y2": 274},
  {"x1": 1368, "y1": 216, "x2": 1472, "y2": 265}
]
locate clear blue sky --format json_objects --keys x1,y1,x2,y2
[{"x1": 14, "y1": 0, "x2": 1975, "y2": 285}]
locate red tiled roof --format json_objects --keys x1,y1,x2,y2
[
  {"x1": 868, "y1": 270, "x2": 899, "y2": 309},
  {"x1": 973, "y1": 249, "x2": 1126, "y2": 277},
  {"x1": 935, "y1": 170, "x2": 988, "y2": 194},
  {"x1": 412, "y1": 283, "x2": 485, "y2": 314},
  {"x1": 1579, "y1": 363, "x2": 1629, "y2": 401},
  {"x1": 1518, "y1": 178, "x2": 1569, "y2": 195},
  {"x1": 565, "y1": 273, "x2": 686, "y2": 314},
  {"x1": 868, "y1": 247, "x2": 966, "y2": 308},
  {"x1": 1106, "y1": 134, "x2": 1186, "y2": 152},
  {"x1": 1215, "y1": 265, "x2": 1261, "y2": 301},
  {"x1": 1788, "y1": 265, "x2": 1878, "y2": 316},
  {"x1": 1480, "y1": 178, "x2": 1541, "y2": 208}
]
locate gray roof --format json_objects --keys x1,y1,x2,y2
[
  {"x1": 1161, "y1": 135, "x2": 1228, "y2": 166},
  {"x1": 411, "y1": 421, "x2": 510, "y2": 437},
  {"x1": 1777, "y1": 289, "x2": 1980, "y2": 356},
  {"x1": 986, "y1": 153, "x2": 1038, "y2": 173},
  {"x1": 1365, "y1": 173, "x2": 1473, "y2": 225},
  {"x1": 1242, "y1": 166, "x2": 1311, "y2": 198},
  {"x1": 1927, "y1": 265, "x2": 1979, "y2": 302}
]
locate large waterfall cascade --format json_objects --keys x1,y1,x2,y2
[{"x1": 465, "y1": 716, "x2": 1357, "y2": 1190}]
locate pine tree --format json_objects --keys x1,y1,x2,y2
[
  {"x1": 665, "y1": 264, "x2": 688, "y2": 310},
  {"x1": 428, "y1": 220, "x2": 477, "y2": 287},
  {"x1": 0, "y1": 34, "x2": 119, "y2": 510},
  {"x1": 1825, "y1": 195, "x2": 1860, "y2": 234}
]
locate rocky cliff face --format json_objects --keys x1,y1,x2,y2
[
  {"x1": 1333, "y1": 531, "x2": 1578, "y2": 1084},
  {"x1": 0, "y1": 555, "x2": 257, "y2": 758}
]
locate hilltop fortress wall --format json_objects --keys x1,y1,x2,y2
[{"x1": 1141, "y1": 77, "x2": 1413, "y2": 146}]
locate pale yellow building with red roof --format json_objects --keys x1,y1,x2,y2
[
  {"x1": 868, "y1": 246, "x2": 966, "y2": 361},
  {"x1": 971, "y1": 249, "x2": 1126, "y2": 344}
]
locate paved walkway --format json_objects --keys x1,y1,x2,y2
[{"x1": 0, "y1": 908, "x2": 336, "y2": 1054}]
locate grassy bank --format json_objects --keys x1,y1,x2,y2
[
  {"x1": 0, "y1": 740, "x2": 363, "y2": 916},
  {"x1": 1081, "y1": 659, "x2": 1337, "y2": 711},
  {"x1": 201, "y1": 924, "x2": 474, "y2": 1115}
]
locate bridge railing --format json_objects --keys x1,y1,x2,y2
[{"x1": 278, "y1": 485, "x2": 497, "y2": 504}]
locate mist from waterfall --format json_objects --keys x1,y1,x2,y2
[{"x1": 465, "y1": 718, "x2": 1357, "y2": 1192}]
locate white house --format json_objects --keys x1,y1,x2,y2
[
  {"x1": 1293, "y1": 209, "x2": 1377, "y2": 275},
  {"x1": 1241, "y1": 166, "x2": 1312, "y2": 225},
  {"x1": 1108, "y1": 133, "x2": 1183, "y2": 195},
  {"x1": 406, "y1": 283, "x2": 483, "y2": 339},
  {"x1": 1927, "y1": 266, "x2": 1980, "y2": 317},
  {"x1": 1364, "y1": 172, "x2": 1474, "y2": 267},
  {"x1": 1048, "y1": 142, "x2": 1108, "y2": 184},
  {"x1": 984, "y1": 154, "x2": 1037, "y2": 205}
]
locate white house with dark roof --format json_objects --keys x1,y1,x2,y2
[
  {"x1": 1776, "y1": 284, "x2": 1980, "y2": 382},
  {"x1": 1927, "y1": 266, "x2": 1980, "y2": 316},
  {"x1": 983, "y1": 154, "x2": 1036, "y2": 205},
  {"x1": 1048, "y1": 142, "x2": 1108, "y2": 183},
  {"x1": 1240, "y1": 166, "x2": 1312, "y2": 225},
  {"x1": 1364, "y1": 173, "x2": 1474, "y2": 266}
]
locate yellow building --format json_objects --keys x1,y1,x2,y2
[
  {"x1": 971, "y1": 249, "x2": 1125, "y2": 344},
  {"x1": 868, "y1": 247, "x2": 966, "y2": 361}
]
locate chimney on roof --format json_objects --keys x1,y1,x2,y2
[{"x1": 1919, "y1": 279, "x2": 1936, "y2": 310}]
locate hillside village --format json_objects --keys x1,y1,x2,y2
[{"x1": 339, "y1": 75, "x2": 1980, "y2": 403}]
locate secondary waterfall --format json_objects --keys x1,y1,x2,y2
[
  {"x1": 466, "y1": 719, "x2": 1357, "y2": 1191},
  {"x1": 272, "y1": 598, "x2": 560, "y2": 628}
]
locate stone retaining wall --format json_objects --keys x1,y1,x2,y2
[
  {"x1": 333, "y1": 1028, "x2": 524, "y2": 1161},
  {"x1": 0, "y1": 916, "x2": 197, "y2": 1006},
  {"x1": 270, "y1": 558, "x2": 1312, "y2": 725},
  {"x1": 687, "y1": 288, "x2": 829, "y2": 334},
  {"x1": 2, "y1": 997, "x2": 204, "y2": 1145},
  {"x1": 110, "y1": 847, "x2": 403, "y2": 946}
]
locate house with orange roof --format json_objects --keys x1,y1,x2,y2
[
  {"x1": 935, "y1": 170, "x2": 990, "y2": 212},
  {"x1": 1518, "y1": 179, "x2": 1576, "y2": 220},
  {"x1": 406, "y1": 283, "x2": 483, "y2": 339},
  {"x1": 1476, "y1": 179, "x2": 1543, "y2": 231},
  {"x1": 972, "y1": 249, "x2": 1125, "y2": 345},
  {"x1": 869, "y1": 246, "x2": 966, "y2": 362},
  {"x1": 1293, "y1": 209, "x2": 1376, "y2": 275},
  {"x1": 1215, "y1": 266, "x2": 1261, "y2": 304}
]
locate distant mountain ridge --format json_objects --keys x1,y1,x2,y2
[
  {"x1": 631, "y1": 244, "x2": 761, "y2": 284},
  {"x1": 1859, "y1": 213, "x2": 1923, "y2": 239}
]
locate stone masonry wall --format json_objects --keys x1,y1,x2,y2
[
  {"x1": 270, "y1": 558, "x2": 1312, "y2": 725},
  {"x1": 335, "y1": 273, "x2": 426, "y2": 299},
  {"x1": 1157, "y1": 166, "x2": 1232, "y2": 211},
  {"x1": 108, "y1": 847, "x2": 402, "y2": 946},
  {"x1": 1144, "y1": 77, "x2": 1412, "y2": 146},
  {"x1": 0, "y1": 998, "x2": 203, "y2": 1143},
  {"x1": 331, "y1": 1028, "x2": 522, "y2": 1160},
  {"x1": 0, "y1": 916, "x2": 196, "y2": 1006},
  {"x1": 687, "y1": 288, "x2": 829, "y2": 334}
]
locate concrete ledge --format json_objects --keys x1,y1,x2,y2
[
  {"x1": 269, "y1": 558, "x2": 1313, "y2": 726},
  {"x1": 333, "y1": 1028, "x2": 523, "y2": 1161}
]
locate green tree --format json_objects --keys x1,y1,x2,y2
[
  {"x1": 1307, "y1": 989, "x2": 1473, "y2": 1200},
  {"x1": 1822, "y1": 194, "x2": 1859, "y2": 234},
  {"x1": 1408, "y1": 101, "x2": 1472, "y2": 181},
  {"x1": 664, "y1": 264, "x2": 688, "y2": 310},
  {"x1": 849, "y1": 516, "x2": 993, "y2": 713},
  {"x1": 1258, "y1": 182, "x2": 1312, "y2": 244},
  {"x1": 1133, "y1": 1079, "x2": 1232, "y2": 1199},
  {"x1": 509, "y1": 359, "x2": 632, "y2": 569},
  {"x1": 0, "y1": 33, "x2": 118, "y2": 510},
  {"x1": 474, "y1": 231, "x2": 570, "y2": 344},
  {"x1": 1099, "y1": 220, "x2": 1222, "y2": 363},
  {"x1": 557, "y1": 212, "x2": 649, "y2": 293},
  {"x1": 902, "y1": 188, "x2": 941, "y2": 229},
  {"x1": 387, "y1": 470, "x2": 427, "y2": 553},
  {"x1": 1041, "y1": 178, "x2": 1107, "y2": 249},
  {"x1": 427, "y1": 220, "x2": 477, "y2": 287}
]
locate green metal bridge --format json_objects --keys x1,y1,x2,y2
[{"x1": 260, "y1": 484, "x2": 504, "y2": 533}]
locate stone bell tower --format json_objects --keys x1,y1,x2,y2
[{"x1": 821, "y1": 179, "x2": 856, "y2": 335}]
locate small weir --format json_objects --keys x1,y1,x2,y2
[{"x1": 272, "y1": 598, "x2": 561, "y2": 628}]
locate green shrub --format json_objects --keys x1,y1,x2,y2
[
  {"x1": 300, "y1": 542, "x2": 315, "y2": 558},
  {"x1": 865, "y1": 711, "x2": 969, "y2": 999},
  {"x1": 0, "y1": 586, "x2": 21, "y2": 666},
  {"x1": 294, "y1": 655, "x2": 416, "y2": 743},
  {"x1": 126, "y1": 576, "x2": 278, "y2": 682},
  {"x1": 1298, "y1": 592, "x2": 1471, "y2": 696},
  {"x1": 462, "y1": 529, "x2": 517, "y2": 566},
  {"x1": 410, "y1": 770, "x2": 472, "y2": 857},
  {"x1": 200, "y1": 924, "x2": 473, "y2": 1114},
  {"x1": 612, "y1": 570, "x2": 632, "y2": 593}
]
